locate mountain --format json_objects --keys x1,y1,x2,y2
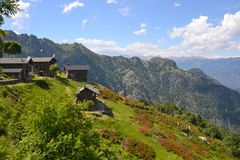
[
  {"x1": 3, "y1": 31, "x2": 240, "y2": 130},
  {"x1": 173, "y1": 57, "x2": 240, "y2": 93},
  {"x1": 0, "y1": 76, "x2": 238, "y2": 159}
]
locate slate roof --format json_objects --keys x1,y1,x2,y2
[
  {"x1": 65, "y1": 65, "x2": 89, "y2": 71},
  {"x1": 2, "y1": 68, "x2": 23, "y2": 73},
  {"x1": 76, "y1": 84, "x2": 100, "y2": 95},
  {"x1": 0, "y1": 56, "x2": 32, "y2": 64},
  {"x1": 32, "y1": 57, "x2": 57, "y2": 63}
]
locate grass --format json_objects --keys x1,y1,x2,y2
[
  {"x1": 95, "y1": 99, "x2": 183, "y2": 160},
  {"x1": 0, "y1": 74, "x2": 235, "y2": 160}
]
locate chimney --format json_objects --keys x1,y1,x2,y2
[{"x1": 26, "y1": 56, "x2": 31, "y2": 62}]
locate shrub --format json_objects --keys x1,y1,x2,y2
[
  {"x1": 155, "y1": 102, "x2": 178, "y2": 116},
  {"x1": 139, "y1": 126, "x2": 152, "y2": 136},
  {"x1": 98, "y1": 129, "x2": 123, "y2": 144},
  {"x1": 49, "y1": 64, "x2": 60, "y2": 77},
  {"x1": 79, "y1": 100, "x2": 94, "y2": 110},
  {"x1": 157, "y1": 137, "x2": 187, "y2": 158},
  {"x1": 0, "y1": 137, "x2": 13, "y2": 159},
  {"x1": 122, "y1": 138, "x2": 155, "y2": 160},
  {"x1": 205, "y1": 126, "x2": 222, "y2": 140},
  {"x1": 224, "y1": 132, "x2": 240, "y2": 158},
  {"x1": 166, "y1": 131, "x2": 177, "y2": 141},
  {"x1": 100, "y1": 88, "x2": 122, "y2": 101},
  {"x1": 124, "y1": 97, "x2": 144, "y2": 108},
  {"x1": 16, "y1": 104, "x2": 103, "y2": 160},
  {"x1": 132, "y1": 113, "x2": 153, "y2": 136}
]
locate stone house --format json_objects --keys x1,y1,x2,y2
[
  {"x1": 64, "y1": 64, "x2": 89, "y2": 82},
  {"x1": 32, "y1": 54, "x2": 57, "y2": 76},
  {"x1": 76, "y1": 84, "x2": 99, "y2": 102},
  {"x1": 0, "y1": 56, "x2": 32, "y2": 81}
]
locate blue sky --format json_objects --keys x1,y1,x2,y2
[{"x1": 2, "y1": 0, "x2": 240, "y2": 58}]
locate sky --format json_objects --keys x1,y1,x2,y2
[{"x1": 2, "y1": 0, "x2": 240, "y2": 58}]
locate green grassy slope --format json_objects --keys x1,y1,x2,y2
[{"x1": 0, "y1": 75, "x2": 236, "y2": 159}]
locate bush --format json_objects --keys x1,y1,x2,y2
[
  {"x1": 124, "y1": 97, "x2": 144, "y2": 108},
  {"x1": 157, "y1": 137, "x2": 187, "y2": 158},
  {"x1": 16, "y1": 104, "x2": 103, "y2": 160},
  {"x1": 79, "y1": 100, "x2": 94, "y2": 110},
  {"x1": 132, "y1": 112, "x2": 153, "y2": 136},
  {"x1": 155, "y1": 102, "x2": 178, "y2": 116},
  {"x1": 98, "y1": 129, "x2": 123, "y2": 144},
  {"x1": 224, "y1": 132, "x2": 240, "y2": 158},
  {"x1": 205, "y1": 126, "x2": 222, "y2": 140},
  {"x1": 122, "y1": 138, "x2": 155, "y2": 160},
  {"x1": 100, "y1": 88, "x2": 122, "y2": 101},
  {"x1": 0, "y1": 137, "x2": 13, "y2": 159},
  {"x1": 49, "y1": 64, "x2": 60, "y2": 77},
  {"x1": 139, "y1": 126, "x2": 152, "y2": 136}
]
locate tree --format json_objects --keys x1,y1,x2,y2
[
  {"x1": 16, "y1": 104, "x2": 103, "y2": 159},
  {"x1": 224, "y1": 132, "x2": 240, "y2": 158},
  {"x1": 49, "y1": 64, "x2": 60, "y2": 77},
  {"x1": 0, "y1": 0, "x2": 20, "y2": 25},
  {"x1": 0, "y1": 0, "x2": 21, "y2": 57}
]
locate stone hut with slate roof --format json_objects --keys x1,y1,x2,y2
[
  {"x1": 64, "y1": 64, "x2": 89, "y2": 82},
  {"x1": 76, "y1": 84, "x2": 99, "y2": 102},
  {"x1": 0, "y1": 56, "x2": 32, "y2": 81},
  {"x1": 32, "y1": 54, "x2": 57, "y2": 76}
]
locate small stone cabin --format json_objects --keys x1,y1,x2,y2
[
  {"x1": 32, "y1": 54, "x2": 57, "y2": 76},
  {"x1": 2, "y1": 68, "x2": 23, "y2": 80},
  {"x1": 64, "y1": 64, "x2": 89, "y2": 82},
  {"x1": 0, "y1": 56, "x2": 33, "y2": 81},
  {"x1": 76, "y1": 84, "x2": 99, "y2": 102}
]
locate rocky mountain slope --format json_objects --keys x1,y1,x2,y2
[
  {"x1": 173, "y1": 57, "x2": 240, "y2": 92},
  {"x1": 3, "y1": 31, "x2": 240, "y2": 130}
]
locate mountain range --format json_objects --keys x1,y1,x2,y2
[
  {"x1": 173, "y1": 57, "x2": 240, "y2": 93},
  {"x1": 3, "y1": 31, "x2": 240, "y2": 130}
]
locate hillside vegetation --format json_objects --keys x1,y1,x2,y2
[
  {"x1": 0, "y1": 75, "x2": 239, "y2": 159},
  {"x1": 3, "y1": 31, "x2": 240, "y2": 130}
]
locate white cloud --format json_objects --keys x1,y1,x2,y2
[
  {"x1": 168, "y1": 11, "x2": 240, "y2": 57},
  {"x1": 82, "y1": 19, "x2": 88, "y2": 29},
  {"x1": 140, "y1": 23, "x2": 147, "y2": 28},
  {"x1": 107, "y1": 0, "x2": 118, "y2": 4},
  {"x1": 76, "y1": 38, "x2": 163, "y2": 57},
  {"x1": 174, "y1": 3, "x2": 181, "y2": 7},
  {"x1": 134, "y1": 28, "x2": 146, "y2": 36},
  {"x1": 118, "y1": 7, "x2": 130, "y2": 16},
  {"x1": 62, "y1": 39, "x2": 69, "y2": 43},
  {"x1": 75, "y1": 11, "x2": 240, "y2": 58},
  {"x1": 134, "y1": 23, "x2": 147, "y2": 36},
  {"x1": 62, "y1": 1, "x2": 84, "y2": 13},
  {"x1": 11, "y1": 0, "x2": 31, "y2": 30}
]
